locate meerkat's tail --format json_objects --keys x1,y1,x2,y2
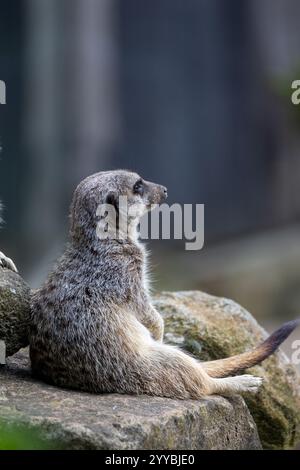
[{"x1": 202, "y1": 319, "x2": 300, "y2": 378}]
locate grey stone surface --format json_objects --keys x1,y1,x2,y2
[
  {"x1": 0, "y1": 268, "x2": 30, "y2": 357},
  {"x1": 0, "y1": 349, "x2": 261, "y2": 450}
]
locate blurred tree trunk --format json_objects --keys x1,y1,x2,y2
[{"x1": 22, "y1": 0, "x2": 119, "y2": 284}]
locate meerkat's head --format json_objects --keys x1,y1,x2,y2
[{"x1": 70, "y1": 170, "x2": 167, "y2": 243}]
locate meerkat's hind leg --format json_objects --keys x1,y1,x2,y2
[
  {"x1": 122, "y1": 323, "x2": 263, "y2": 399},
  {"x1": 210, "y1": 374, "x2": 263, "y2": 396},
  {"x1": 0, "y1": 251, "x2": 18, "y2": 272}
]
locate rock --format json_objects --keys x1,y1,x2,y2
[
  {"x1": 0, "y1": 268, "x2": 30, "y2": 357},
  {"x1": 0, "y1": 349, "x2": 261, "y2": 450},
  {"x1": 154, "y1": 291, "x2": 300, "y2": 450}
]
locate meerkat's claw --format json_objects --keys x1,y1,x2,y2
[{"x1": 0, "y1": 251, "x2": 18, "y2": 272}]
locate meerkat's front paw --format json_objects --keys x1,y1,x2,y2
[
  {"x1": 235, "y1": 374, "x2": 263, "y2": 394},
  {"x1": 0, "y1": 251, "x2": 18, "y2": 272}
]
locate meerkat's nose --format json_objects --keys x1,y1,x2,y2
[{"x1": 161, "y1": 186, "x2": 168, "y2": 200}]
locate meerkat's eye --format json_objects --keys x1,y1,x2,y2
[{"x1": 133, "y1": 179, "x2": 144, "y2": 196}]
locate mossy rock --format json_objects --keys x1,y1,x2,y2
[
  {"x1": 0, "y1": 268, "x2": 30, "y2": 357},
  {"x1": 154, "y1": 291, "x2": 300, "y2": 450}
]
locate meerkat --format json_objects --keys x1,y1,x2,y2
[
  {"x1": 0, "y1": 202, "x2": 17, "y2": 272},
  {"x1": 29, "y1": 170, "x2": 299, "y2": 398}
]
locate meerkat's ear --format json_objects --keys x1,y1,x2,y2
[{"x1": 105, "y1": 191, "x2": 119, "y2": 214}]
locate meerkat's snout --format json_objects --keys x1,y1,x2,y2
[
  {"x1": 154, "y1": 184, "x2": 168, "y2": 204},
  {"x1": 160, "y1": 185, "x2": 168, "y2": 201},
  {"x1": 144, "y1": 181, "x2": 168, "y2": 207}
]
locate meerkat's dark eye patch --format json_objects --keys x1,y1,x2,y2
[{"x1": 133, "y1": 179, "x2": 144, "y2": 196}]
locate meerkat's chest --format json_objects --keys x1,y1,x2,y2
[{"x1": 140, "y1": 254, "x2": 150, "y2": 294}]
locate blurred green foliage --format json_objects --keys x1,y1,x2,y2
[{"x1": 0, "y1": 420, "x2": 55, "y2": 450}]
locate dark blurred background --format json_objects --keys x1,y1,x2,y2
[{"x1": 1, "y1": 0, "x2": 300, "y2": 354}]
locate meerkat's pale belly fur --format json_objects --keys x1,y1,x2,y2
[{"x1": 29, "y1": 171, "x2": 298, "y2": 398}]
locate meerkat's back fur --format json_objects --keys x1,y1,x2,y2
[{"x1": 29, "y1": 171, "x2": 299, "y2": 398}]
